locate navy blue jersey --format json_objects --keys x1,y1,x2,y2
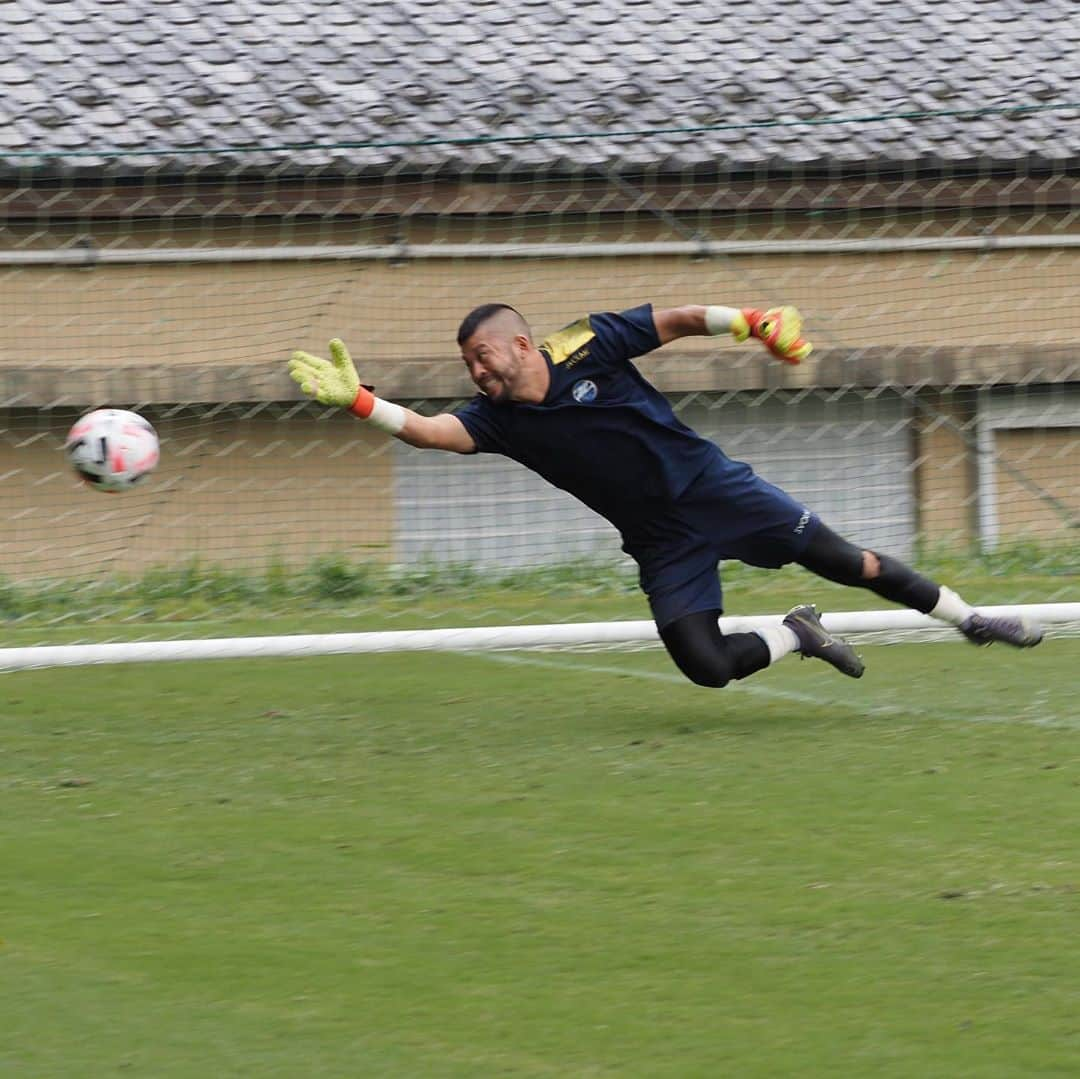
[{"x1": 454, "y1": 305, "x2": 724, "y2": 532}]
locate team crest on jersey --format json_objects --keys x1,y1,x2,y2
[{"x1": 572, "y1": 379, "x2": 598, "y2": 403}]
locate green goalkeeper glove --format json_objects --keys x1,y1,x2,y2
[
  {"x1": 731, "y1": 306, "x2": 813, "y2": 365},
  {"x1": 288, "y1": 338, "x2": 361, "y2": 408},
  {"x1": 288, "y1": 339, "x2": 406, "y2": 433}
]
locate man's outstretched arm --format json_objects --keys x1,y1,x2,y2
[
  {"x1": 288, "y1": 339, "x2": 476, "y2": 453},
  {"x1": 653, "y1": 304, "x2": 812, "y2": 364}
]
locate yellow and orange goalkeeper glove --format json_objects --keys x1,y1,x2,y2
[{"x1": 731, "y1": 306, "x2": 813, "y2": 365}]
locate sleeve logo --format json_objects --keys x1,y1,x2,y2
[{"x1": 540, "y1": 317, "x2": 596, "y2": 366}]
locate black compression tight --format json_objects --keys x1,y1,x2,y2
[
  {"x1": 796, "y1": 522, "x2": 941, "y2": 614},
  {"x1": 657, "y1": 525, "x2": 941, "y2": 688},
  {"x1": 659, "y1": 609, "x2": 771, "y2": 688}
]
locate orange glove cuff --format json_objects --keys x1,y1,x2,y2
[{"x1": 348, "y1": 385, "x2": 376, "y2": 419}]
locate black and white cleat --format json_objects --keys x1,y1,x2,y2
[
  {"x1": 783, "y1": 604, "x2": 865, "y2": 679},
  {"x1": 959, "y1": 612, "x2": 1044, "y2": 649}
]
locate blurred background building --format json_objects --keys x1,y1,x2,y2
[{"x1": 1, "y1": 0, "x2": 1078, "y2": 578}]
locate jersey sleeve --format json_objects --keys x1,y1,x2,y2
[
  {"x1": 587, "y1": 304, "x2": 662, "y2": 366},
  {"x1": 452, "y1": 394, "x2": 507, "y2": 455}
]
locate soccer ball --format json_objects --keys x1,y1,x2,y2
[{"x1": 64, "y1": 408, "x2": 160, "y2": 492}]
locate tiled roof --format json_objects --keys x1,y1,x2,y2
[{"x1": 3, "y1": 0, "x2": 1080, "y2": 176}]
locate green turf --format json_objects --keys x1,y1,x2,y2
[
  {"x1": 2, "y1": 640, "x2": 1078, "y2": 1076},
  {"x1": 0, "y1": 554, "x2": 1075, "y2": 647}
]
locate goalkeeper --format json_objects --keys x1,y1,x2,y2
[{"x1": 289, "y1": 302, "x2": 1043, "y2": 688}]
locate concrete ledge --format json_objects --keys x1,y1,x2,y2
[{"x1": 0, "y1": 347, "x2": 1076, "y2": 407}]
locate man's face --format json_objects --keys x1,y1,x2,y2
[{"x1": 460, "y1": 328, "x2": 525, "y2": 402}]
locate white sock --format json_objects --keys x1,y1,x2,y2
[
  {"x1": 929, "y1": 585, "x2": 975, "y2": 626},
  {"x1": 755, "y1": 625, "x2": 800, "y2": 664}
]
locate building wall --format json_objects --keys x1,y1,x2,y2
[
  {"x1": 3, "y1": 214, "x2": 1079, "y2": 402},
  {"x1": 0, "y1": 395, "x2": 1072, "y2": 584},
  {"x1": 393, "y1": 392, "x2": 917, "y2": 568},
  {"x1": 2, "y1": 213, "x2": 1077, "y2": 573},
  {"x1": 0, "y1": 410, "x2": 393, "y2": 580},
  {"x1": 994, "y1": 427, "x2": 1078, "y2": 542},
  {"x1": 913, "y1": 390, "x2": 978, "y2": 545}
]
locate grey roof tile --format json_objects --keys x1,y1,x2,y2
[{"x1": 4, "y1": 0, "x2": 1080, "y2": 177}]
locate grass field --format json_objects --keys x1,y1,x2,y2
[
  {"x1": 0, "y1": 546, "x2": 1076, "y2": 646},
  {"x1": 2, "y1": 633, "x2": 1078, "y2": 1077}
]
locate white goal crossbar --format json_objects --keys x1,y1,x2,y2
[{"x1": 0, "y1": 604, "x2": 1076, "y2": 672}]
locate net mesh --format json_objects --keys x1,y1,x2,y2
[{"x1": 1, "y1": 142, "x2": 1077, "y2": 643}]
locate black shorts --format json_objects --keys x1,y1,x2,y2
[{"x1": 622, "y1": 464, "x2": 819, "y2": 629}]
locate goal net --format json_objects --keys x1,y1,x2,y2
[{"x1": 1, "y1": 134, "x2": 1078, "y2": 665}]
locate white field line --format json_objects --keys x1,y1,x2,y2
[
  {"x1": 480, "y1": 651, "x2": 910, "y2": 718},
  {"x1": 477, "y1": 651, "x2": 1079, "y2": 730}
]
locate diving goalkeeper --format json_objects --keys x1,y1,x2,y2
[{"x1": 289, "y1": 303, "x2": 1043, "y2": 688}]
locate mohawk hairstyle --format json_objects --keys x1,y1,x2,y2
[{"x1": 456, "y1": 303, "x2": 528, "y2": 346}]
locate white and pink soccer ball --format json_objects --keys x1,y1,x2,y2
[{"x1": 64, "y1": 408, "x2": 160, "y2": 493}]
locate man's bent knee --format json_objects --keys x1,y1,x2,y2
[
  {"x1": 678, "y1": 662, "x2": 733, "y2": 689},
  {"x1": 861, "y1": 550, "x2": 881, "y2": 579},
  {"x1": 862, "y1": 550, "x2": 940, "y2": 613},
  {"x1": 659, "y1": 612, "x2": 768, "y2": 688},
  {"x1": 663, "y1": 641, "x2": 736, "y2": 687}
]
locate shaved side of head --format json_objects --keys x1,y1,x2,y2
[{"x1": 457, "y1": 303, "x2": 531, "y2": 347}]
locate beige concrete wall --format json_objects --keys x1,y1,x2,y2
[
  {"x1": 6, "y1": 246, "x2": 1079, "y2": 363},
  {"x1": 3, "y1": 213, "x2": 1079, "y2": 404},
  {"x1": 0, "y1": 404, "x2": 1072, "y2": 583},
  {"x1": 0, "y1": 410, "x2": 393, "y2": 581},
  {"x1": 994, "y1": 428, "x2": 1079, "y2": 542},
  {"x1": 912, "y1": 391, "x2": 978, "y2": 545}
]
